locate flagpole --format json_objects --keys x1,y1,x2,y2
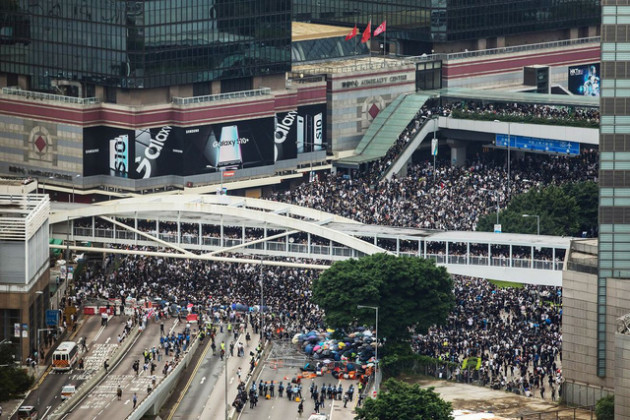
[
  {"x1": 354, "y1": 13, "x2": 358, "y2": 59},
  {"x1": 383, "y1": 15, "x2": 387, "y2": 66},
  {"x1": 369, "y1": 16, "x2": 372, "y2": 66}
]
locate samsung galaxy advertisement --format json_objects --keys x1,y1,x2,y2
[
  {"x1": 84, "y1": 118, "x2": 275, "y2": 178},
  {"x1": 275, "y1": 104, "x2": 327, "y2": 157},
  {"x1": 568, "y1": 63, "x2": 600, "y2": 97},
  {"x1": 83, "y1": 108, "x2": 327, "y2": 179}
]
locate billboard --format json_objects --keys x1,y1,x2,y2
[
  {"x1": 84, "y1": 117, "x2": 276, "y2": 179},
  {"x1": 84, "y1": 126, "x2": 135, "y2": 177},
  {"x1": 275, "y1": 104, "x2": 327, "y2": 159},
  {"x1": 83, "y1": 107, "x2": 327, "y2": 179},
  {"x1": 568, "y1": 63, "x2": 600, "y2": 97}
]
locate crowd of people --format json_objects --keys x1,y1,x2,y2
[
  {"x1": 267, "y1": 149, "x2": 598, "y2": 231},
  {"x1": 413, "y1": 276, "x2": 563, "y2": 400},
  {"x1": 64, "y1": 99, "x2": 603, "y2": 408}
]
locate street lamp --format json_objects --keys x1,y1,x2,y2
[
  {"x1": 357, "y1": 305, "x2": 379, "y2": 395},
  {"x1": 224, "y1": 350, "x2": 229, "y2": 420},
  {"x1": 479, "y1": 188, "x2": 499, "y2": 225},
  {"x1": 206, "y1": 165, "x2": 226, "y2": 195},
  {"x1": 260, "y1": 259, "x2": 265, "y2": 345},
  {"x1": 432, "y1": 117, "x2": 438, "y2": 182},
  {"x1": 494, "y1": 120, "x2": 511, "y2": 198},
  {"x1": 522, "y1": 214, "x2": 540, "y2": 235},
  {"x1": 35, "y1": 291, "x2": 44, "y2": 365},
  {"x1": 71, "y1": 174, "x2": 81, "y2": 203}
]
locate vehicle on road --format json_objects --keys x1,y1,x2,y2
[
  {"x1": 61, "y1": 384, "x2": 77, "y2": 400},
  {"x1": 17, "y1": 405, "x2": 38, "y2": 419},
  {"x1": 52, "y1": 341, "x2": 79, "y2": 371}
]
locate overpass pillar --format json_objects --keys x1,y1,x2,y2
[{"x1": 447, "y1": 139, "x2": 467, "y2": 167}]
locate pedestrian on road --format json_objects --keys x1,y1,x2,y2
[
  {"x1": 132, "y1": 392, "x2": 137, "y2": 409},
  {"x1": 314, "y1": 399, "x2": 320, "y2": 413},
  {"x1": 117, "y1": 386, "x2": 122, "y2": 400},
  {"x1": 298, "y1": 401, "x2": 303, "y2": 416},
  {"x1": 104, "y1": 359, "x2": 109, "y2": 372}
]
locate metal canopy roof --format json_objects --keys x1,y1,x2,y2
[
  {"x1": 337, "y1": 93, "x2": 434, "y2": 168},
  {"x1": 440, "y1": 88, "x2": 599, "y2": 108}
]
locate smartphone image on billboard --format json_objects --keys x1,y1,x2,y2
[
  {"x1": 109, "y1": 134, "x2": 129, "y2": 177},
  {"x1": 313, "y1": 113, "x2": 323, "y2": 150},
  {"x1": 297, "y1": 116, "x2": 304, "y2": 153},
  {"x1": 218, "y1": 125, "x2": 242, "y2": 167}
]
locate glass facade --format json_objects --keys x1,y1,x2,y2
[
  {"x1": 293, "y1": 0, "x2": 600, "y2": 45},
  {"x1": 599, "y1": 2, "x2": 630, "y2": 378},
  {"x1": 0, "y1": 0, "x2": 291, "y2": 91}
]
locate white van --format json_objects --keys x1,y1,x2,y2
[{"x1": 61, "y1": 384, "x2": 77, "y2": 400}]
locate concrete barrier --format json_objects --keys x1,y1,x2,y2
[
  {"x1": 49, "y1": 324, "x2": 140, "y2": 418},
  {"x1": 125, "y1": 332, "x2": 201, "y2": 420},
  {"x1": 229, "y1": 341, "x2": 271, "y2": 420}
]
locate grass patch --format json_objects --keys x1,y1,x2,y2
[{"x1": 488, "y1": 279, "x2": 524, "y2": 289}]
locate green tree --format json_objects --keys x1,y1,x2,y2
[
  {"x1": 311, "y1": 254, "x2": 454, "y2": 343},
  {"x1": 0, "y1": 342, "x2": 33, "y2": 401},
  {"x1": 355, "y1": 378, "x2": 453, "y2": 420},
  {"x1": 476, "y1": 181, "x2": 597, "y2": 237},
  {"x1": 562, "y1": 181, "x2": 598, "y2": 236},
  {"x1": 595, "y1": 394, "x2": 614, "y2": 420}
]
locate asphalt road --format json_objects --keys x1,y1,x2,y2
[
  {"x1": 11, "y1": 313, "x2": 120, "y2": 420},
  {"x1": 166, "y1": 327, "x2": 236, "y2": 420},
  {"x1": 237, "y1": 351, "x2": 361, "y2": 420},
  {"x1": 66, "y1": 316, "x2": 184, "y2": 420}
]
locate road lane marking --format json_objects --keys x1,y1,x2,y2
[
  {"x1": 93, "y1": 324, "x2": 106, "y2": 342},
  {"x1": 165, "y1": 335, "x2": 212, "y2": 420},
  {"x1": 200, "y1": 376, "x2": 206, "y2": 384}
]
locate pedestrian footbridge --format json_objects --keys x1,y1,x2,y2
[{"x1": 49, "y1": 195, "x2": 568, "y2": 287}]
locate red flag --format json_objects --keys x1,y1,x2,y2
[
  {"x1": 345, "y1": 25, "x2": 358, "y2": 41},
  {"x1": 361, "y1": 21, "x2": 371, "y2": 44},
  {"x1": 374, "y1": 20, "x2": 386, "y2": 37}
]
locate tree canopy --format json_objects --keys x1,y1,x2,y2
[
  {"x1": 0, "y1": 342, "x2": 33, "y2": 401},
  {"x1": 354, "y1": 378, "x2": 453, "y2": 420},
  {"x1": 311, "y1": 253, "x2": 454, "y2": 343},
  {"x1": 476, "y1": 181, "x2": 598, "y2": 237},
  {"x1": 595, "y1": 395, "x2": 614, "y2": 420}
]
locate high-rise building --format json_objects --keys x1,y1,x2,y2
[
  {"x1": 0, "y1": 0, "x2": 332, "y2": 195},
  {"x1": 293, "y1": 0, "x2": 601, "y2": 55},
  {"x1": 1, "y1": 0, "x2": 291, "y2": 94},
  {"x1": 562, "y1": 2, "x2": 630, "y2": 417}
]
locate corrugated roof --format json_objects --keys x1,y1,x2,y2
[{"x1": 338, "y1": 93, "x2": 433, "y2": 167}]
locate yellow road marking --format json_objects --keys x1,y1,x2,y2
[{"x1": 165, "y1": 337, "x2": 213, "y2": 420}]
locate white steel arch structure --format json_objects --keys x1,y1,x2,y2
[{"x1": 49, "y1": 194, "x2": 389, "y2": 270}]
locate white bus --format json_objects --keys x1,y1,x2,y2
[{"x1": 52, "y1": 341, "x2": 79, "y2": 371}]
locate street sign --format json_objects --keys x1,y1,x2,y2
[
  {"x1": 494, "y1": 224, "x2": 502, "y2": 233},
  {"x1": 223, "y1": 170, "x2": 235, "y2": 177},
  {"x1": 46, "y1": 309, "x2": 59, "y2": 326},
  {"x1": 431, "y1": 138, "x2": 438, "y2": 156}
]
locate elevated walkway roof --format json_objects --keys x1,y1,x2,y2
[
  {"x1": 440, "y1": 88, "x2": 599, "y2": 108},
  {"x1": 337, "y1": 93, "x2": 434, "y2": 168}
]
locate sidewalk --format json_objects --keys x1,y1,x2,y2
[{"x1": 4, "y1": 314, "x2": 86, "y2": 419}]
